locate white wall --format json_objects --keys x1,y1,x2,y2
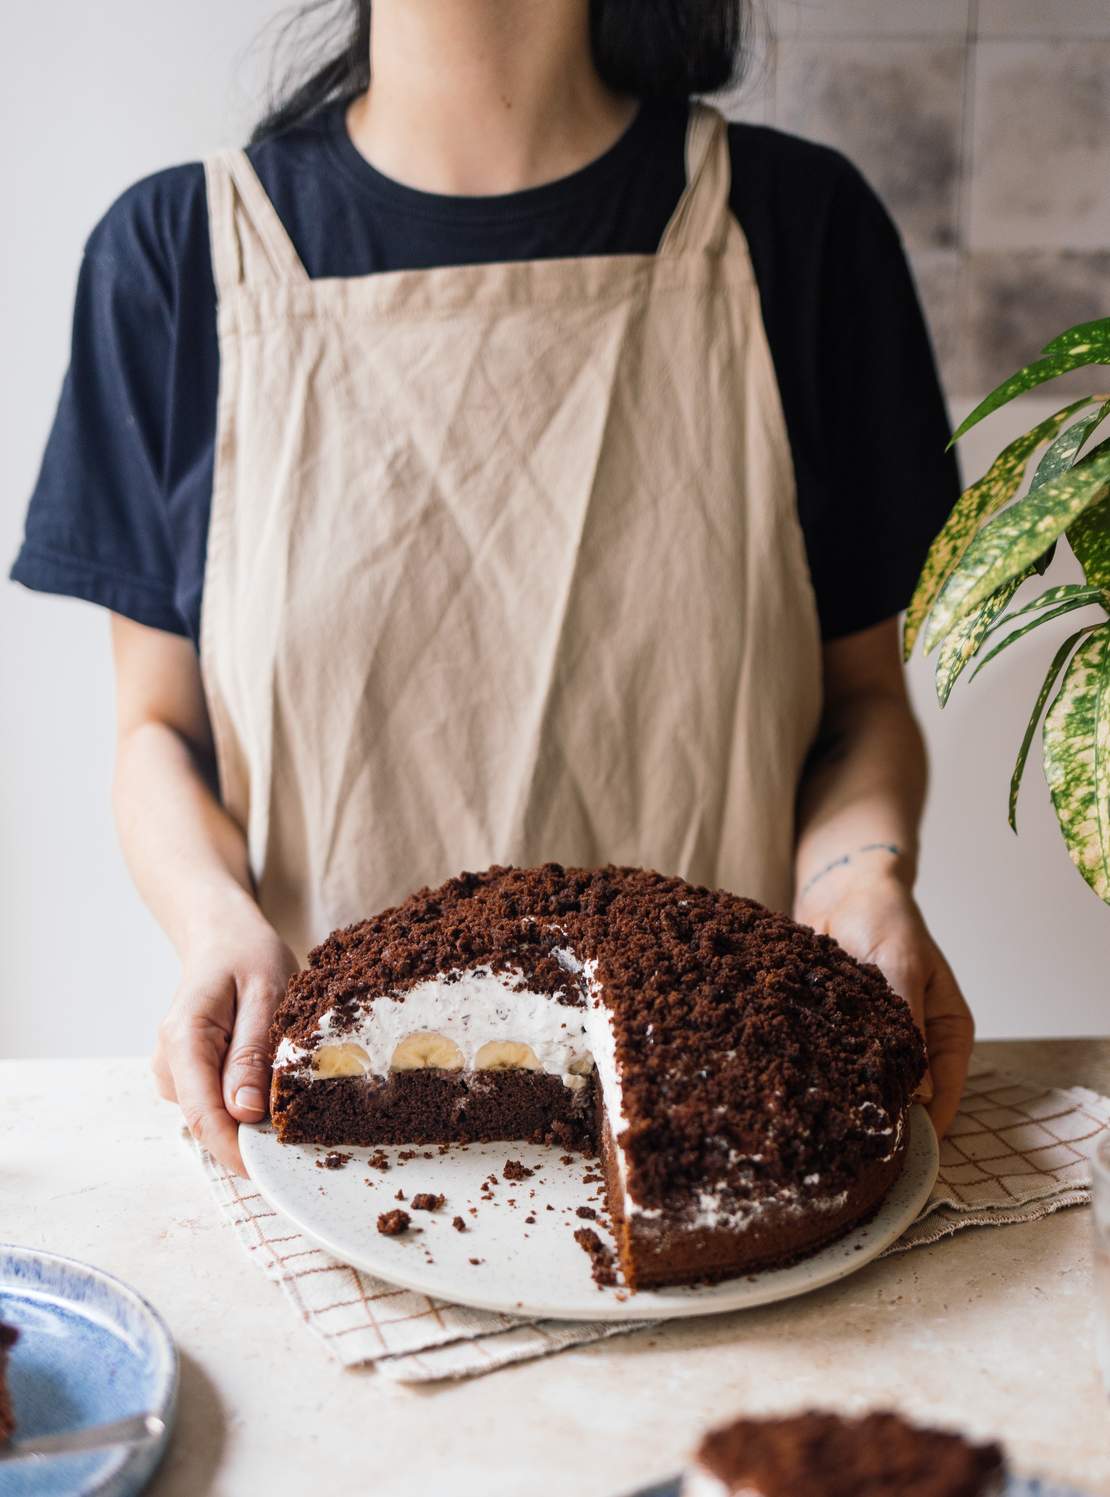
[
  {"x1": 1, "y1": 0, "x2": 282, "y2": 1060},
  {"x1": 2, "y1": 4, "x2": 1106, "y2": 1059}
]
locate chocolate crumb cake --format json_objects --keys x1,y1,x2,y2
[
  {"x1": 685, "y1": 1410, "x2": 1005, "y2": 1496},
  {"x1": 269, "y1": 864, "x2": 925, "y2": 1290},
  {"x1": 0, "y1": 1323, "x2": 18, "y2": 1444}
]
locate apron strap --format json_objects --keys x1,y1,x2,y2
[
  {"x1": 204, "y1": 149, "x2": 310, "y2": 300},
  {"x1": 656, "y1": 103, "x2": 733, "y2": 259}
]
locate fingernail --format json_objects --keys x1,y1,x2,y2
[{"x1": 234, "y1": 1086, "x2": 266, "y2": 1114}]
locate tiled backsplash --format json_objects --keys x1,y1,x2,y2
[{"x1": 716, "y1": 0, "x2": 1110, "y2": 399}]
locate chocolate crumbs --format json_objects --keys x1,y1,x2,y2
[
  {"x1": 377, "y1": 1209, "x2": 410, "y2": 1236},
  {"x1": 573, "y1": 1227, "x2": 617, "y2": 1288}
]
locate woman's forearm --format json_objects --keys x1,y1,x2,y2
[
  {"x1": 110, "y1": 616, "x2": 297, "y2": 1174},
  {"x1": 112, "y1": 719, "x2": 262, "y2": 955},
  {"x1": 794, "y1": 685, "x2": 927, "y2": 918},
  {"x1": 790, "y1": 620, "x2": 975, "y2": 1138}
]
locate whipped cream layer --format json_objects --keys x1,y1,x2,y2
[{"x1": 275, "y1": 960, "x2": 608, "y2": 1088}]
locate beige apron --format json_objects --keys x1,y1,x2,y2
[{"x1": 201, "y1": 104, "x2": 822, "y2": 963}]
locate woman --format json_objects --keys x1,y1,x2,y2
[{"x1": 11, "y1": 0, "x2": 973, "y2": 1175}]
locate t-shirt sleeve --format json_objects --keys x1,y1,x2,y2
[
  {"x1": 806, "y1": 163, "x2": 961, "y2": 640},
  {"x1": 9, "y1": 184, "x2": 189, "y2": 635}
]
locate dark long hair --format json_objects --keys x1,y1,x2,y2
[{"x1": 252, "y1": 2, "x2": 748, "y2": 143}]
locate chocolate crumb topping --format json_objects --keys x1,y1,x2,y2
[
  {"x1": 376, "y1": 1209, "x2": 410, "y2": 1236},
  {"x1": 697, "y1": 1410, "x2": 1004, "y2": 1497}
]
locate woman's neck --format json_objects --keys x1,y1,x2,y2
[{"x1": 347, "y1": 0, "x2": 638, "y2": 196}]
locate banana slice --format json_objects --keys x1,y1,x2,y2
[
  {"x1": 313, "y1": 1042, "x2": 372, "y2": 1078},
  {"x1": 390, "y1": 1031, "x2": 465, "y2": 1071},
  {"x1": 474, "y1": 1040, "x2": 543, "y2": 1071},
  {"x1": 568, "y1": 1054, "x2": 595, "y2": 1076}
]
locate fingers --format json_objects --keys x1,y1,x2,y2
[
  {"x1": 223, "y1": 975, "x2": 285, "y2": 1124},
  {"x1": 923, "y1": 957, "x2": 975, "y2": 1141},
  {"x1": 171, "y1": 1014, "x2": 246, "y2": 1177}
]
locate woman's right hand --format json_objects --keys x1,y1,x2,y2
[{"x1": 152, "y1": 902, "x2": 298, "y2": 1177}]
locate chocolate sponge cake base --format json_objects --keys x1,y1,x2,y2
[
  {"x1": 271, "y1": 1067, "x2": 594, "y2": 1152},
  {"x1": 272, "y1": 1061, "x2": 911, "y2": 1289}
]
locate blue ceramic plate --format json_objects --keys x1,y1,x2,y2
[{"x1": 0, "y1": 1247, "x2": 177, "y2": 1497}]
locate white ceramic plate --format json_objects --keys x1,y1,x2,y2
[{"x1": 241, "y1": 1104, "x2": 937, "y2": 1322}]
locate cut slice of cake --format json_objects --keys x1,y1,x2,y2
[
  {"x1": 269, "y1": 865, "x2": 925, "y2": 1290},
  {"x1": 685, "y1": 1409, "x2": 1005, "y2": 1496},
  {"x1": 0, "y1": 1323, "x2": 18, "y2": 1445}
]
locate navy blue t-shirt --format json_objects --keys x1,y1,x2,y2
[{"x1": 11, "y1": 99, "x2": 960, "y2": 644}]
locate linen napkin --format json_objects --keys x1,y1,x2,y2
[{"x1": 188, "y1": 1068, "x2": 1109, "y2": 1384}]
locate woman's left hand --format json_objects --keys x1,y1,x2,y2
[{"x1": 796, "y1": 871, "x2": 974, "y2": 1139}]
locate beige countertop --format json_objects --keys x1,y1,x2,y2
[{"x1": 2, "y1": 1041, "x2": 1108, "y2": 1496}]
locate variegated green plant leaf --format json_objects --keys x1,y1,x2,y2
[
  {"x1": 1031, "y1": 398, "x2": 1110, "y2": 489},
  {"x1": 1009, "y1": 625, "x2": 1098, "y2": 831},
  {"x1": 923, "y1": 440, "x2": 1110, "y2": 653},
  {"x1": 934, "y1": 573, "x2": 1026, "y2": 707},
  {"x1": 903, "y1": 400, "x2": 1090, "y2": 660},
  {"x1": 970, "y1": 594, "x2": 1105, "y2": 680},
  {"x1": 1041, "y1": 318, "x2": 1110, "y2": 358},
  {"x1": 951, "y1": 321, "x2": 1110, "y2": 443},
  {"x1": 983, "y1": 582, "x2": 1109, "y2": 636},
  {"x1": 1024, "y1": 401, "x2": 1108, "y2": 574},
  {"x1": 1026, "y1": 402, "x2": 1110, "y2": 575},
  {"x1": 1068, "y1": 492, "x2": 1110, "y2": 594},
  {"x1": 1042, "y1": 623, "x2": 1110, "y2": 902}
]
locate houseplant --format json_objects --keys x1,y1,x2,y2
[{"x1": 905, "y1": 316, "x2": 1110, "y2": 903}]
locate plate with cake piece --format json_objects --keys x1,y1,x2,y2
[
  {"x1": 0, "y1": 1246, "x2": 177, "y2": 1495},
  {"x1": 629, "y1": 1405, "x2": 1087, "y2": 1496},
  {"x1": 244, "y1": 865, "x2": 938, "y2": 1319}
]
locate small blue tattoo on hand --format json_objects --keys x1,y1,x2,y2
[{"x1": 799, "y1": 842, "x2": 902, "y2": 899}]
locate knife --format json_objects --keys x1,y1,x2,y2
[{"x1": 0, "y1": 1413, "x2": 165, "y2": 1464}]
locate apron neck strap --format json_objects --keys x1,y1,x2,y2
[
  {"x1": 656, "y1": 103, "x2": 733, "y2": 259},
  {"x1": 205, "y1": 149, "x2": 310, "y2": 299}
]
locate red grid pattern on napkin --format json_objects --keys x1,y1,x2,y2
[{"x1": 937, "y1": 1072, "x2": 1104, "y2": 1208}]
